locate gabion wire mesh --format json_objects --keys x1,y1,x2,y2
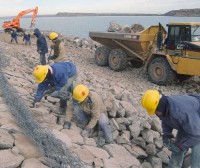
[{"x1": 0, "y1": 51, "x2": 85, "y2": 168}]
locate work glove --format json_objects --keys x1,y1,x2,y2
[
  {"x1": 63, "y1": 121, "x2": 72, "y2": 129},
  {"x1": 81, "y1": 127, "x2": 92, "y2": 137}
]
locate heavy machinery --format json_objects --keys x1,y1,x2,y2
[
  {"x1": 89, "y1": 22, "x2": 200, "y2": 85},
  {"x1": 2, "y1": 6, "x2": 38, "y2": 32}
]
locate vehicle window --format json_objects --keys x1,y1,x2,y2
[{"x1": 191, "y1": 26, "x2": 200, "y2": 42}]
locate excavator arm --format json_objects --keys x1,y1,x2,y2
[{"x1": 2, "y1": 6, "x2": 38, "y2": 31}]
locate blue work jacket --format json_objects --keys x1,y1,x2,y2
[
  {"x1": 33, "y1": 28, "x2": 48, "y2": 54},
  {"x1": 34, "y1": 62, "x2": 77, "y2": 101},
  {"x1": 161, "y1": 94, "x2": 200, "y2": 149}
]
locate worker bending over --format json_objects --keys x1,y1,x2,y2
[
  {"x1": 64, "y1": 84, "x2": 113, "y2": 143},
  {"x1": 48, "y1": 32, "x2": 68, "y2": 63},
  {"x1": 141, "y1": 90, "x2": 200, "y2": 168},
  {"x1": 31, "y1": 62, "x2": 77, "y2": 125}
]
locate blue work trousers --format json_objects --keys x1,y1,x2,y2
[
  {"x1": 168, "y1": 132, "x2": 200, "y2": 168},
  {"x1": 40, "y1": 53, "x2": 46, "y2": 65}
]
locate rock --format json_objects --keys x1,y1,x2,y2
[
  {"x1": 130, "y1": 24, "x2": 144, "y2": 33},
  {"x1": 122, "y1": 25, "x2": 132, "y2": 33},
  {"x1": 14, "y1": 133, "x2": 43, "y2": 159},
  {"x1": 108, "y1": 99, "x2": 119, "y2": 118},
  {"x1": 0, "y1": 149, "x2": 24, "y2": 168},
  {"x1": 94, "y1": 158, "x2": 103, "y2": 167},
  {"x1": 129, "y1": 124, "x2": 141, "y2": 138},
  {"x1": 83, "y1": 137, "x2": 97, "y2": 146},
  {"x1": 21, "y1": 158, "x2": 48, "y2": 168},
  {"x1": 140, "y1": 162, "x2": 153, "y2": 168},
  {"x1": 131, "y1": 137, "x2": 146, "y2": 149},
  {"x1": 0, "y1": 128, "x2": 14, "y2": 149},
  {"x1": 120, "y1": 101, "x2": 137, "y2": 117},
  {"x1": 150, "y1": 157, "x2": 163, "y2": 168},
  {"x1": 110, "y1": 118, "x2": 119, "y2": 130},
  {"x1": 61, "y1": 129, "x2": 84, "y2": 145},
  {"x1": 124, "y1": 144, "x2": 148, "y2": 159},
  {"x1": 107, "y1": 21, "x2": 122, "y2": 32},
  {"x1": 103, "y1": 158, "x2": 121, "y2": 168},
  {"x1": 73, "y1": 147, "x2": 94, "y2": 165},
  {"x1": 116, "y1": 131, "x2": 130, "y2": 144},
  {"x1": 84, "y1": 145, "x2": 110, "y2": 159},
  {"x1": 145, "y1": 144, "x2": 156, "y2": 155},
  {"x1": 52, "y1": 129, "x2": 72, "y2": 147},
  {"x1": 150, "y1": 117, "x2": 162, "y2": 133},
  {"x1": 104, "y1": 144, "x2": 140, "y2": 168},
  {"x1": 157, "y1": 150, "x2": 170, "y2": 164}
]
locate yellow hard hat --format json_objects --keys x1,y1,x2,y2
[
  {"x1": 141, "y1": 90, "x2": 160, "y2": 115},
  {"x1": 49, "y1": 32, "x2": 58, "y2": 40},
  {"x1": 33, "y1": 65, "x2": 49, "y2": 83},
  {"x1": 73, "y1": 84, "x2": 89, "y2": 102}
]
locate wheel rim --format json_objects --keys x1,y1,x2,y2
[
  {"x1": 111, "y1": 56, "x2": 118, "y2": 66},
  {"x1": 97, "y1": 52, "x2": 103, "y2": 62},
  {"x1": 154, "y1": 66, "x2": 164, "y2": 78}
]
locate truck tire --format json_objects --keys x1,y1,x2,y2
[
  {"x1": 148, "y1": 57, "x2": 175, "y2": 85},
  {"x1": 109, "y1": 49, "x2": 128, "y2": 71},
  {"x1": 94, "y1": 46, "x2": 110, "y2": 66}
]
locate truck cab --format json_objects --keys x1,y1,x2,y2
[{"x1": 164, "y1": 22, "x2": 200, "y2": 50}]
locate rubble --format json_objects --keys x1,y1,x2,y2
[{"x1": 0, "y1": 31, "x2": 199, "y2": 167}]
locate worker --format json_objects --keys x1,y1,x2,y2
[
  {"x1": 23, "y1": 32, "x2": 31, "y2": 45},
  {"x1": 141, "y1": 90, "x2": 200, "y2": 168},
  {"x1": 31, "y1": 62, "x2": 77, "y2": 125},
  {"x1": 33, "y1": 28, "x2": 48, "y2": 65},
  {"x1": 64, "y1": 84, "x2": 113, "y2": 143},
  {"x1": 10, "y1": 30, "x2": 18, "y2": 44},
  {"x1": 48, "y1": 32, "x2": 67, "y2": 63}
]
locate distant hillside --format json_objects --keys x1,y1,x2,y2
[
  {"x1": 164, "y1": 8, "x2": 200, "y2": 17},
  {"x1": 55, "y1": 13, "x2": 159, "y2": 17},
  {"x1": 55, "y1": 9, "x2": 200, "y2": 17}
]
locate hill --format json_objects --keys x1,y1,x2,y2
[{"x1": 164, "y1": 8, "x2": 200, "y2": 17}]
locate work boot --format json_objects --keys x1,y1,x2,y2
[
  {"x1": 56, "y1": 107, "x2": 66, "y2": 125},
  {"x1": 56, "y1": 99, "x2": 67, "y2": 125},
  {"x1": 57, "y1": 116, "x2": 65, "y2": 125}
]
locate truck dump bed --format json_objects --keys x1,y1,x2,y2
[{"x1": 89, "y1": 25, "x2": 167, "y2": 61}]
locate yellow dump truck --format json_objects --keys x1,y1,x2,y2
[{"x1": 89, "y1": 22, "x2": 200, "y2": 85}]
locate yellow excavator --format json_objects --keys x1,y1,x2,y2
[{"x1": 2, "y1": 6, "x2": 38, "y2": 32}]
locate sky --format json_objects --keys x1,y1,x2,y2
[{"x1": 0, "y1": 0, "x2": 200, "y2": 17}]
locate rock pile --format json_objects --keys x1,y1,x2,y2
[
  {"x1": 107, "y1": 21, "x2": 144, "y2": 33},
  {"x1": 0, "y1": 31, "x2": 199, "y2": 168}
]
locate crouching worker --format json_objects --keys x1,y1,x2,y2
[
  {"x1": 48, "y1": 32, "x2": 68, "y2": 63},
  {"x1": 31, "y1": 62, "x2": 77, "y2": 125},
  {"x1": 141, "y1": 90, "x2": 200, "y2": 168},
  {"x1": 64, "y1": 84, "x2": 113, "y2": 143}
]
